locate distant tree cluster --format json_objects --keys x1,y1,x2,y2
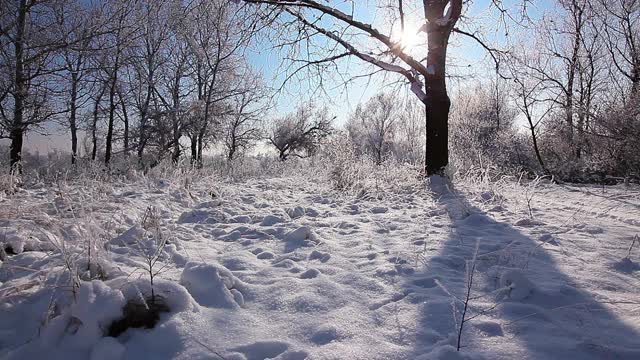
[
  {"x1": 0, "y1": 0, "x2": 270, "y2": 170},
  {"x1": 498, "y1": 0, "x2": 640, "y2": 181}
]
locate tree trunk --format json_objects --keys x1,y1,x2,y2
[
  {"x1": 9, "y1": 128, "x2": 23, "y2": 173},
  {"x1": 197, "y1": 132, "x2": 204, "y2": 168},
  {"x1": 424, "y1": 97, "x2": 449, "y2": 175},
  {"x1": 9, "y1": 0, "x2": 28, "y2": 172},
  {"x1": 529, "y1": 124, "x2": 548, "y2": 175},
  {"x1": 118, "y1": 90, "x2": 129, "y2": 157},
  {"x1": 424, "y1": 20, "x2": 451, "y2": 176},
  {"x1": 105, "y1": 77, "x2": 117, "y2": 165},
  {"x1": 70, "y1": 73, "x2": 79, "y2": 164},
  {"x1": 91, "y1": 86, "x2": 105, "y2": 161},
  {"x1": 190, "y1": 136, "x2": 197, "y2": 165}
]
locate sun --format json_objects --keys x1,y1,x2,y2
[
  {"x1": 393, "y1": 22, "x2": 422, "y2": 52},
  {"x1": 400, "y1": 29, "x2": 420, "y2": 50}
]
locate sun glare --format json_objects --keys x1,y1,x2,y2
[
  {"x1": 394, "y1": 22, "x2": 422, "y2": 52},
  {"x1": 400, "y1": 29, "x2": 420, "y2": 49}
]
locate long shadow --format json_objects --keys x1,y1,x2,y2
[{"x1": 401, "y1": 178, "x2": 640, "y2": 359}]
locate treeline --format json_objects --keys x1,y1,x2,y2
[
  {"x1": 1, "y1": 0, "x2": 638, "y2": 183},
  {"x1": 0, "y1": 0, "x2": 269, "y2": 170}
]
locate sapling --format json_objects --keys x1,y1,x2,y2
[
  {"x1": 626, "y1": 234, "x2": 639, "y2": 260},
  {"x1": 134, "y1": 206, "x2": 170, "y2": 304},
  {"x1": 457, "y1": 239, "x2": 480, "y2": 351},
  {"x1": 433, "y1": 239, "x2": 481, "y2": 351}
]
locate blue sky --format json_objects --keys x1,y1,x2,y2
[{"x1": 247, "y1": 0, "x2": 554, "y2": 125}]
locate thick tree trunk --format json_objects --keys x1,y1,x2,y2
[
  {"x1": 424, "y1": 96, "x2": 450, "y2": 175},
  {"x1": 424, "y1": 16, "x2": 451, "y2": 176},
  {"x1": 9, "y1": 128, "x2": 23, "y2": 173}
]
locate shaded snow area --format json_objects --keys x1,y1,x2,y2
[{"x1": 1, "y1": 177, "x2": 639, "y2": 359}]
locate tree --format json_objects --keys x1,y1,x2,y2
[
  {"x1": 241, "y1": 0, "x2": 516, "y2": 175},
  {"x1": 268, "y1": 102, "x2": 333, "y2": 161},
  {"x1": 57, "y1": 1, "x2": 102, "y2": 164},
  {"x1": 0, "y1": 0, "x2": 69, "y2": 171},
  {"x1": 347, "y1": 93, "x2": 399, "y2": 165},
  {"x1": 508, "y1": 56, "x2": 553, "y2": 175},
  {"x1": 100, "y1": 0, "x2": 136, "y2": 165},
  {"x1": 185, "y1": 0, "x2": 265, "y2": 167},
  {"x1": 129, "y1": 0, "x2": 171, "y2": 162},
  {"x1": 597, "y1": 0, "x2": 640, "y2": 97},
  {"x1": 223, "y1": 74, "x2": 269, "y2": 161}
]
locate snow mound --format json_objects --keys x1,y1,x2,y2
[
  {"x1": 300, "y1": 268, "x2": 320, "y2": 279},
  {"x1": 310, "y1": 324, "x2": 340, "y2": 345},
  {"x1": 472, "y1": 320, "x2": 503, "y2": 337},
  {"x1": 499, "y1": 269, "x2": 534, "y2": 300},
  {"x1": 231, "y1": 215, "x2": 252, "y2": 223},
  {"x1": 286, "y1": 206, "x2": 306, "y2": 219},
  {"x1": 114, "y1": 277, "x2": 194, "y2": 314},
  {"x1": 514, "y1": 218, "x2": 545, "y2": 227},
  {"x1": 177, "y1": 209, "x2": 225, "y2": 224},
  {"x1": 2, "y1": 232, "x2": 26, "y2": 254},
  {"x1": 70, "y1": 281, "x2": 125, "y2": 345},
  {"x1": 370, "y1": 206, "x2": 388, "y2": 214},
  {"x1": 308, "y1": 250, "x2": 331, "y2": 262},
  {"x1": 41, "y1": 280, "x2": 125, "y2": 349},
  {"x1": 230, "y1": 340, "x2": 295, "y2": 360},
  {"x1": 260, "y1": 214, "x2": 285, "y2": 226},
  {"x1": 180, "y1": 262, "x2": 243, "y2": 308},
  {"x1": 110, "y1": 225, "x2": 145, "y2": 246},
  {"x1": 283, "y1": 226, "x2": 318, "y2": 244}
]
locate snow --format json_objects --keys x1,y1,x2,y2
[
  {"x1": 180, "y1": 262, "x2": 244, "y2": 309},
  {"x1": 499, "y1": 269, "x2": 534, "y2": 300},
  {"x1": 90, "y1": 337, "x2": 125, "y2": 360},
  {"x1": 1, "y1": 175, "x2": 639, "y2": 359},
  {"x1": 67, "y1": 281, "x2": 126, "y2": 347}
]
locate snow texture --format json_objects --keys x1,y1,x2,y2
[{"x1": 1, "y1": 177, "x2": 639, "y2": 360}]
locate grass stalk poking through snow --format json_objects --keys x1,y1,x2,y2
[{"x1": 457, "y1": 239, "x2": 480, "y2": 351}]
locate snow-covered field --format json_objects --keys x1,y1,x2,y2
[{"x1": 1, "y1": 172, "x2": 639, "y2": 359}]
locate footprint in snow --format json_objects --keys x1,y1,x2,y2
[
  {"x1": 310, "y1": 324, "x2": 341, "y2": 345},
  {"x1": 257, "y1": 251, "x2": 275, "y2": 260},
  {"x1": 308, "y1": 250, "x2": 331, "y2": 262},
  {"x1": 300, "y1": 268, "x2": 320, "y2": 279}
]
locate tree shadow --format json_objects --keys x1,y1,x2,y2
[{"x1": 401, "y1": 178, "x2": 640, "y2": 359}]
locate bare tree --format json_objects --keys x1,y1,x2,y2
[
  {"x1": 129, "y1": 0, "x2": 171, "y2": 161},
  {"x1": 347, "y1": 93, "x2": 399, "y2": 165},
  {"x1": 508, "y1": 55, "x2": 554, "y2": 175},
  {"x1": 269, "y1": 102, "x2": 333, "y2": 161},
  {"x1": 0, "y1": 0, "x2": 70, "y2": 170},
  {"x1": 223, "y1": 74, "x2": 269, "y2": 161},
  {"x1": 240, "y1": 0, "x2": 518, "y2": 175},
  {"x1": 99, "y1": 0, "x2": 137, "y2": 165},
  {"x1": 597, "y1": 0, "x2": 640, "y2": 97},
  {"x1": 185, "y1": 0, "x2": 265, "y2": 167},
  {"x1": 56, "y1": 1, "x2": 102, "y2": 164}
]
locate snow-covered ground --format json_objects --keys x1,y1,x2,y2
[{"x1": 1, "y1": 174, "x2": 639, "y2": 359}]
